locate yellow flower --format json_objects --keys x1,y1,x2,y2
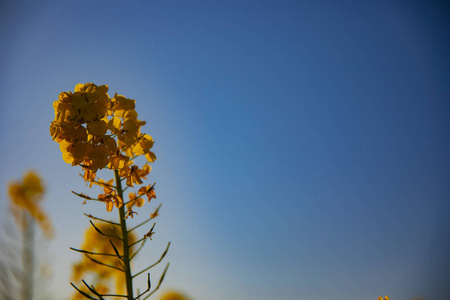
[
  {"x1": 112, "y1": 94, "x2": 135, "y2": 115},
  {"x1": 97, "y1": 179, "x2": 122, "y2": 212},
  {"x1": 126, "y1": 165, "x2": 143, "y2": 187},
  {"x1": 123, "y1": 109, "x2": 138, "y2": 120},
  {"x1": 60, "y1": 125, "x2": 88, "y2": 142},
  {"x1": 150, "y1": 206, "x2": 160, "y2": 219},
  {"x1": 87, "y1": 144, "x2": 110, "y2": 171},
  {"x1": 145, "y1": 151, "x2": 157, "y2": 163},
  {"x1": 118, "y1": 160, "x2": 134, "y2": 178},
  {"x1": 72, "y1": 83, "x2": 110, "y2": 122},
  {"x1": 158, "y1": 290, "x2": 191, "y2": 300},
  {"x1": 126, "y1": 192, "x2": 145, "y2": 210},
  {"x1": 138, "y1": 184, "x2": 156, "y2": 202},
  {"x1": 82, "y1": 161, "x2": 97, "y2": 184},
  {"x1": 108, "y1": 150, "x2": 129, "y2": 170},
  {"x1": 8, "y1": 171, "x2": 54, "y2": 238},
  {"x1": 50, "y1": 83, "x2": 157, "y2": 207},
  {"x1": 60, "y1": 140, "x2": 87, "y2": 165},
  {"x1": 86, "y1": 119, "x2": 108, "y2": 136},
  {"x1": 53, "y1": 92, "x2": 80, "y2": 126},
  {"x1": 136, "y1": 163, "x2": 152, "y2": 180},
  {"x1": 118, "y1": 119, "x2": 140, "y2": 146},
  {"x1": 22, "y1": 171, "x2": 44, "y2": 196},
  {"x1": 133, "y1": 134, "x2": 154, "y2": 156},
  {"x1": 108, "y1": 116, "x2": 122, "y2": 134}
]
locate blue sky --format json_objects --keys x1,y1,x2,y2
[{"x1": 1, "y1": 1, "x2": 450, "y2": 299}]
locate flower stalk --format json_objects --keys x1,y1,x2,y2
[
  {"x1": 115, "y1": 169, "x2": 134, "y2": 300},
  {"x1": 50, "y1": 83, "x2": 169, "y2": 299}
]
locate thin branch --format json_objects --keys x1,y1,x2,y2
[
  {"x1": 129, "y1": 237, "x2": 146, "y2": 248},
  {"x1": 134, "y1": 273, "x2": 151, "y2": 300},
  {"x1": 85, "y1": 254, "x2": 124, "y2": 272},
  {"x1": 82, "y1": 280, "x2": 106, "y2": 300},
  {"x1": 84, "y1": 214, "x2": 120, "y2": 226},
  {"x1": 71, "y1": 190, "x2": 93, "y2": 200},
  {"x1": 72, "y1": 191, "x2": 101, "y2": 202},
  {"x1": 82, "y1": 281, "x2": 128, "y2": 299},
  {"x1": 123, "y1": 193, "x2": 145, "y2": 206},
  {"x1": 97, "y1": 294, "x2": 128, "y2": 298},
  {"x1": 70, "y1": 247, "x2": 117, "y2": 257},
  {"x1": 90, "y1": 220, "x2": 123, "y2": 240},
  {"x1": 109, "y1": 240, "x2": 123, "y2": 261},
  {"x1": 81, "y1": 280, "x2": 131, "y2": 299},
  {"x1": 128, "y1": 204, "x2": 161, "y2": 233},
  {"x1": 93, "y1": 180, "x2": 116, "y2": 189},
  {"x1": 77, "y1": 174, "x2": 116, "y2": 189},
  {"x1": 71, "y1": 283, "x2": 100, "y2": 300},
  {"x1": 142, "y1": 263, "x2": 170, "y2": 300},
  {"x1": 143, "y1": 223, "x2": 156, "y2": 240},
  {"x1": 128, "y1": 218, "x2": 151, "y2": 233},
  {"x1": 130, "y1": 239, "x2": 147, "y2": 261},
  {"x1": 132, "y1": 242, "x2": 170, "y2": 278}
]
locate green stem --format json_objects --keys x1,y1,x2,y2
[{"x1": 114, "y1": 170, "x2": 133, "y2": 300}]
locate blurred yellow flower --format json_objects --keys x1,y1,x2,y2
[
  {"x1": 71, "y1": 223, "x2": 137, "y2": 299},
  {"x1": 8, "y1": 171, "x2": 54, "y2": 238},
  {"x1": 158, "y1": 290, "x2": 191, "y2": 300}
]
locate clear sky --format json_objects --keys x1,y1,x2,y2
[{"x1": 1, "y1": 1, "x2": 450, "y2": 299}]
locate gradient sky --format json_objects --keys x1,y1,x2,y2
[{"x1": 1, "y1": 1, "x2": 450, "y2": 300}]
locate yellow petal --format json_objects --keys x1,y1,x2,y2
[
  {"x1": 145, "y1": 151, "x2": 156, "y2": 163},
  {"x1": 74, "y1": 83, "x2": 86, "y2": 92},
  {"x1": 138, "y1": 186, "x2": 146, "y2": 195},
  {"x1": 71, "y1": 142, "x2": 87, "y2": 160},
  {"x1": 133, "y1": 135, "x2": 154, "y2": 156},
  {"x1": 87, "y1": 120, "x2": 108, "y2": 136},
  {"x1": 105, "y1": 138, "x2": 117, "y2": 153},
  {"x1": 113, "y1": 95, "x2": 135, "y2": 111},
  {"x1": 106, "y1": 201, "x2": 114, "y2": 212},
  {"x1": 108, "y1": 117, "x2": 122, "y2": 132},
  {"x1": 124, "y1": 109, "x2": 138, "y2": 120},
  {"x1": 96, "y1": 85, "x2": 109, "y2": 94},
  {"x1": 62, "y1": 151, "x2": 74, "y2": 164}
]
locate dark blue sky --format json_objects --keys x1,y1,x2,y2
[{"x1": 1, "y1": 1, "x2": 449, "y2": 299}]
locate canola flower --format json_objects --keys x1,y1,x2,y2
[
  {"x1": 50, "y1": 83, "x2": 169, "y2": 300},
  {"x1": 7, "y1": 171, "x2": 54, "y2": 300},
  {"x1": 49, "y1": 82, "x2": 155, "y2": 211},
  {"x1": 8, "y1": 170, "x2": 54, "y2": 238},
  {"x1": 157, "y1": 291, "x2": 191, "y2": 300}
]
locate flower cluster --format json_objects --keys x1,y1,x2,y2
[
  {"x1": 50, "y1": 83, "x2": 157, "y2": 212},
  {"x1": 8, "y1": 171, "x2": 54, "y2": 238},
  {"x1": 50, "y1": 83, "x2": 155, "y2": 180}
]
